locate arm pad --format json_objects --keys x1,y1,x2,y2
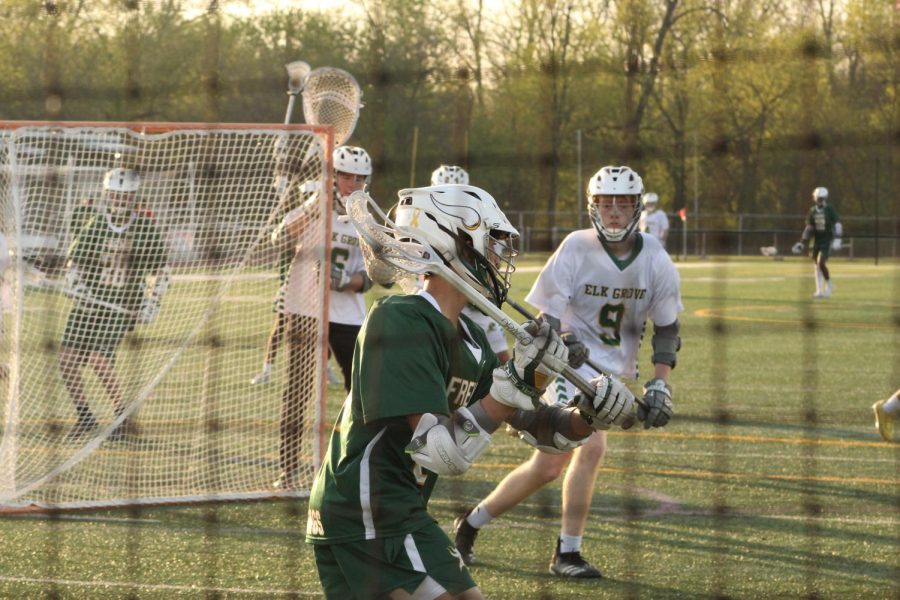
[
  {"x1": 651, "y1": 319, "x2": 681, "y2": 368},
  {"x1": 357, "y1": 271, "x2": 373, "y2": 293},
  {"x1": 834, "y1": 222, "x2": 843, "y2": 238},
  {"x1": 405, "y1": 407, "x2": 493, "y2": 476},
  {"x1": 506, "y1": 405, "x2": 589, "y2": 454}
]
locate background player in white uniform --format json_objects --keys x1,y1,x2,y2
[
  {"x1": 455, "y1": 165, "x2": 682, "y2": 578},
  {"x1": 431, "y1": 164, "x2": 510, "y2": 364},
  {"x1": 639, "y1": 192, "x2": 669, "y2": 248},
  {"x1": 270, "y1": 145, "x2": 376, "y2": 489}
]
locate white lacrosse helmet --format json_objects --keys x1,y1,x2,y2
[
  {"x1": 430, "y1": 165, "x2": 469, "y2": 185},
  {"x1": 103, "y1": 168, "x2": 140, "y2": 193},
  {"x1": 586, "y1": 166, "x2": 644, "y2": 243},
  {"x1": 393, "y1": 185, "x2": 519, "y2": 307},
  {"x1": 333, "y1": 146, "x2": 372, "y2": 177},
  {"x1": 642, "y1": 192, "x2": 659, "y2": 209},
  {"x1": 812, "y1": 186, "x2": 828, "y2": 204}
]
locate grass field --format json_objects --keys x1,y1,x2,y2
[{"x1": 1, "y1": 255, "x2": 898, "y2": 598}]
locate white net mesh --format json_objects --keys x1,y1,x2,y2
[
  {"x1": 0, "y1": 123, "x2": 332, "y2": 509},
  {"x1": 302, "y1": 67, "x2": 362, "y2": 146}
]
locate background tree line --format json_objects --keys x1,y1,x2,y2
[{"x1": 0, "y1": 0, "x2": 896, "y2": 242}]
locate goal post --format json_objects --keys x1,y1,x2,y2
[{"x1": 0, "y1": 121, "x2": 334, "y2": 510}]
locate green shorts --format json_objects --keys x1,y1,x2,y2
[
  {"x1": 811, "y1": 242, "x2": 831, "y2": 260},
  {"x1": 312, "y1": 521, "x2": 476, "y2": 600},
  {"x1": 61, "y1": 305, "x2": 134, "y2": 359}
]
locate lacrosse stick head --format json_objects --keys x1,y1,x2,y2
[
  {"x1": 285, "y1": 61, "x2": 311, "y2": 95},
  {"x1": 302, "y1": 67, "x2": 363, "y2": 146},
  {"x1": 351, "y1": 185, "x2": 520, "y2": 307},
  {"x1": 345, "y1": 190, "x2": 435, "y2": 292}
]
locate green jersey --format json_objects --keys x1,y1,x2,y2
[
  {"x1": 306, "y1": 293, "x2": 499, "y2": 545},
  {"x1": 806, "y1": 204, "x2": 840, "y2": 246},
  {"x1": 68, "y1": 213, "x2": 166, "y2": 312}
]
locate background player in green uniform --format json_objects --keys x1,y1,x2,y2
[
  {"x1": 792, "y1": 186, "x2": 843, "y2": 298},
  {"x1": 59, "y1": 168, "x2": 168, "y2": 441},
  {"x1": 305, "y1": 184, "x2": 644, "y2": 599}
]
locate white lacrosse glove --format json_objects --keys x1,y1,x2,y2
[
  {"x1": 574, "y1": 374, "x2": 637, "y2": 430},
  {"x1": 63, "y1": 265, "x2": 86, "y2": 298},
  {"x1": 137, "y1": 295, "x2": 161, "y2": 325},
  {"x1": 560, "y1": 332, "x2": 589, "y2": 369},
  {"x1": 639, "y1": 378, "x2": 673, "y2": 429},
  {"x1": 831, "y1": 238, "x2": 842, "y2": 251},
  {"x1": 490, "y1": 320, "x2": 569, "y2": 410},
  {"x1": 791, "y1": 241, "x2": 805, "y2": 255},
  {"x1": 330, "y1": 265, "x2": 352, "y2": 291}
]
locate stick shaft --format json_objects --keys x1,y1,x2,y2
[{"x1": 432, "y1": 264, "x2": 597, "y2": 397}]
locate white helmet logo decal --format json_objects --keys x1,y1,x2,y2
[{"x1": 431, "y1": 192, "x2": 481, "y2": 231}]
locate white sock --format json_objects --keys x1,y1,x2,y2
[
  {"x1": 466, "y1": 504, "x2": 494, "y2": 529},
  {"x1": 883, "y1": 393, "x2": 900, "y2": 414},
  {"x1": 559, "y1": 533, "x2": 582, "y2": 554},
  {"x1": 261, "y1": 361, "x2": 273, "y2": 373},
  {"x1": 815, "y1": 269, "x2": 823, "y2": 293}
]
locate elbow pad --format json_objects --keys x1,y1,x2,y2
[
  {"x1": 405, "y1": 407, "x2": 492, "y2": 476},
  {"x1": 651, "y1": 320, "x2": 681, "y2": 368},
  {"x1": 834, "y1": 222, "x2": 843, "y2": 238},
  {"x1": 358, "y1": 271, "x2": 373, "y2": 293},
  {"x1": 506, "y1": 405, "x2": 589, "y2": 455}
]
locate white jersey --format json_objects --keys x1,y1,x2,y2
[
  {"x1": 639, "y1": 209, "x2": 669, "y2": 245},
  {"x1": 281, "y1": 198, "x2": 366, "y2": 326},
  {"x1": 326, "y1": 211, "x2": 367, "y2": 326},
  {"x1": 461, "y1": 305, "x2": 508, "y2": 354},
  {"x1": 526, "y1": 230, "x2": 682, "y2": 393}
]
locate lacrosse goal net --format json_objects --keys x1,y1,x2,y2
[{"x1": 0, "y1": 121, "x2": 333, "y2": 510}]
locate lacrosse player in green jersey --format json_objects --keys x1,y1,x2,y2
[
  {"x1": 58, "y1": 168, "x2": 168, "y2": 442},
  {"x1": 792, "y1": 186, "x2": 843, "y2": 298},
  {"x1": 306, "y1": 184, "x2": 641, "y2": 599}
]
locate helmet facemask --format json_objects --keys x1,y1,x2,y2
[
  {"x1": 586, "y1": 166, "x2": 644, "y2": 243},
  {"x1": 332, "y1": 146, "x2": 372, "y2": 215},
  {"x1": 102, "y1": 168, "x2": 140, "y2": 225}
]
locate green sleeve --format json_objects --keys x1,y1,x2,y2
[{"x1": 356, "y1": 303, "x2": 450, "y2": 423}]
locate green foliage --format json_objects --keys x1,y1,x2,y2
[{"x1": 0, "y1": 0, "x2": 895, "y2": 229}]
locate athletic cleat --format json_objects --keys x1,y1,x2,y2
[
  {"x1": 453, "y1": 511, "x2": 480, "y2": 565},
  {"x1": 823, "y1": 281, "x2": 833, "y2": 297},
  {"x1": 549, "y1": 538, "x2": 603, "y2": 578},
  {"x1": 65, "y1": 415, "x2": 98, "y2": 441},
  {"x1": 812, "y1": 292, "x2": 825, "y2": 299},
  {"x1": 872, "y1": 399, "x2": 895, "y2": 443}
]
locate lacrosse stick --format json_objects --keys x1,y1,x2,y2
[
  {"x1": 301, "y1": 66, "x2": 363, "y2": 146},
  {"x1": 24, "y1": 266, "x2": 136, "y2": 317},
  {"x1": 284, "y1": 61, "x2": 311, "y2": 125},
  {"x1": 344, "y1": 190, "x2": 611, "y2": 402},
  {"x1": 504, "y1": 296, "x2": 612, "y2": 379}
]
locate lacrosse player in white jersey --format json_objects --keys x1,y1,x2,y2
[
  {"x1": 270, "y1": 145, "x2": 377, "y2": 489},
  {"x1": 639, "y1": 192, "x2": 670, "y2": 248},
  {"x1": 431, "y1": 164, "x2": 510, "y2": 363},
  {"x1": 455, "y1": 165, "x2": 683, "y2": 578}
]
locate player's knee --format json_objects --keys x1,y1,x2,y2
[
  {"x1": 576, "y1": 431, "x2": 608, "y2": 463},
  {"x1": 528, "y1": 452, "x2": 568, "y2": 482}
]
